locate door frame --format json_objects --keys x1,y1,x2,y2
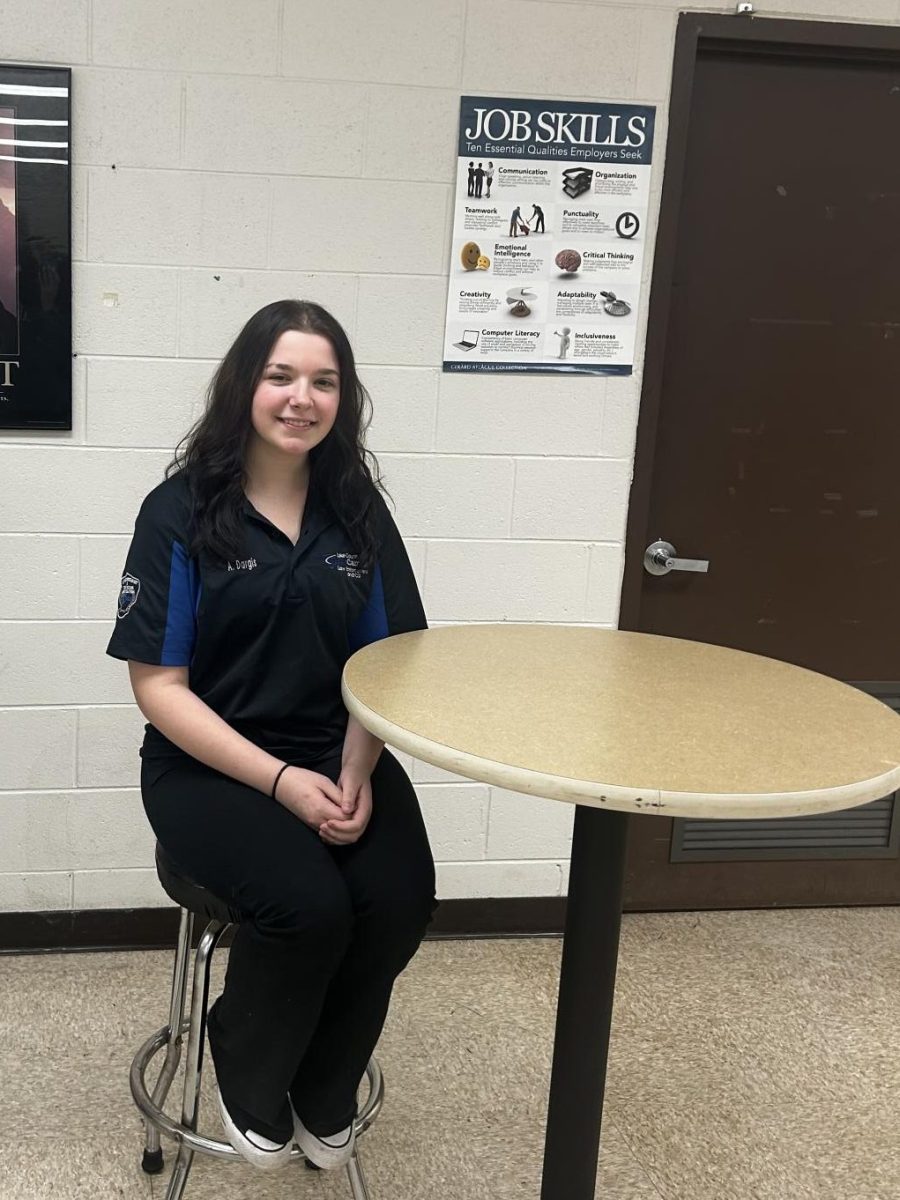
[{"x1": 619, "y1": 11, "x2": 900, "y2": 630}]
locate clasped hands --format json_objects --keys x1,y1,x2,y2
[{"x1": 275, "y1": 763, "x2": 372, "y2": 846}]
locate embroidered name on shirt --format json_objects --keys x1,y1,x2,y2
[
  {"x1": 324, "y1": 553, "x2": 367, "y2": 580},
  {"x1": 227, "y1": 558, "x2": 258, "y2": 572}
]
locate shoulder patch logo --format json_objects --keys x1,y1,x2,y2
[{"x1": 117, "y1": 573, "x2": 141, "y2": 619}]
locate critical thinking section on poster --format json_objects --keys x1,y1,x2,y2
[{"x1": 443, "y1": 95, "x2": 656, "y2": 376}]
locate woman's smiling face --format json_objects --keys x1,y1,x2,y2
[{"x1": 249, "y1": 329, "x2": 341, "y2": 460}]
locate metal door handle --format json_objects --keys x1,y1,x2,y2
[{"x1": 644, "y1": 540, "x2": 710, "y2": 576}]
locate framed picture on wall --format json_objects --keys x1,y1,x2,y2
[{"x1": 0, "y1": 63, "x2": 71, "y2": 430}]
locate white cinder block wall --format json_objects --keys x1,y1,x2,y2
[{"x1": 1, "y1": 0, "x2": 895, "y2": 913}]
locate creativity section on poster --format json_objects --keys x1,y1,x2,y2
[{"x1": 443, "y1": 97, "x2": 656, "y2": 375}]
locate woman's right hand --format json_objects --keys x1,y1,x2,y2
[{"x1": 274, "y1": 766, "x2": 346, "y2": 831}]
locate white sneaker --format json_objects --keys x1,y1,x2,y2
[
  {"x1": 217, "y1": 1086, "x2": 293, "y2": 1171},
  {"x1": 290, "y1": 1098, "x2": 357, "y2": 1170}
]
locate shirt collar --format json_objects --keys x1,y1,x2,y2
[{"x1": 241, "y1": 485, "x2": 336, "y2": 547}]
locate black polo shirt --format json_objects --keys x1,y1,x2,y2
[{"x1": 106, "y1": 471, "x2": 427, "y2": 764}]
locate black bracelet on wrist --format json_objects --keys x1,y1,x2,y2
[{"x1": 271, "y1": 762, "x2": 291, "y2": 800}]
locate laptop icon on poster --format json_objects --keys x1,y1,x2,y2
[{"x1": 454, "y1": 329, "x2": 480, "y2": 352}]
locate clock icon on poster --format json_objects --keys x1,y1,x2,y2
[{"x1": 616, "y1": 212, "x2": 640, "y2": 239}]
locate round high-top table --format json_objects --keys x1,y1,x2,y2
[{"x1": 342, "y1": 625, "x2": 900, "y2": 1199}]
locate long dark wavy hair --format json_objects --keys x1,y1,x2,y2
[{"x1": 167, "y1": 300, "x2": 383, "y2": 567}]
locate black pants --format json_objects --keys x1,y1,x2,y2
[{"x1": 142, "y1": 748, "x2": 437, "y2": 1134}]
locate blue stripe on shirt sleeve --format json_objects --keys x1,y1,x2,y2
[
  {"x1": 161, "y1": 540, "x2": 198, "y2": 666},
  {"x1": 348, "y1": 562, "x2": 389, "y2": 652}
]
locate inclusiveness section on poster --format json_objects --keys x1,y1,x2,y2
[{"x1": 443, "y1": 95, "x2": 655, "y2": 376}]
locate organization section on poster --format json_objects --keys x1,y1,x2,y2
[{"x1": 443, "y1": 96, "x2": 655, "y2": 375}]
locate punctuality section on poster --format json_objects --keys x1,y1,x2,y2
[{"x1": 443, "y1": 95, "x2": 656, "y2": 375}]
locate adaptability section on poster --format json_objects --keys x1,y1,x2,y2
[{"x1": 443, "y1": 96, "x2": 656, "y2": 375}]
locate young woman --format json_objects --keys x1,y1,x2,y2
[{"x1": 107, "y1": 300, "x2": 437, "y2": 1172}]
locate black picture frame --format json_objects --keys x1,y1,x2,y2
[{"x1": 0, "y1": 63, "x2": 71, "y2": 430}]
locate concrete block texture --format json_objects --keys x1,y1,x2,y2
[
  {"x1": 512, "y1": 457, "x2": 632, "y2": 541},
  {"x1": 436, "y1": 860, "x2": 563, "y2": 899},
  {"x1": 417, "y1": 783, "x2": 491, "y2": 861},
  {"x1": 177, "y1": 270, "x2": 359, "y2": 360},
  {"x1": 636, "y1": 9, "x2": 679, "y2": 103},
  {"x1": 0, "y1": 448, "x2": 169, "y2": 533},
  {"x1": 436, "y1": 371, "x2": 605, "y2": 456},
  {"x1": 84, "y1": 358, "x2": 212, "y2": 449},
  {"x1": 424, "y1": 540, "x2": 591, "y2": 622},
  {"x1": 71, "y1": 168, "x2": 88, "y2": 262},
  {"x1": 91, "y1": 0, "x2": 281, "y2": 73},
  {"x1": 362, "y1": 367, "x2": 439, "y2": 453},
  {"x1": 0, "y1": 709, "x2": 77, "y2": 791},
  {"x1": 269, "y1": 178, "x2": 448, "y2": 274},
  {"x1": 379, "y1": 454, "x2": 515, "y2": 539},
  {"x1": 601, "y1": 375, "x2": 643, "y2": 460},
  {"x1": 73, "y1": 69, "x2": 182, "y2": 170},
  {"x1": 364, "y1": 87, "x2": 460, "y2": 184},
  {"x1": 183, "y1": 76, "x2": 368, "y2": 177},
  {"x1": 73, "y1": 869, "x2": 168, "y2": 909},
  {"x1": 65, "y1": 790, "x2": 156, "y2": 871},
  {"x1": 282, "y1": 0, "x2": 466, "y2": 88},
  {"x1": 463, "y1": 0, "x2": 639, "y2": 97},
  {"x1": 73, "y1": 264, "x2": 179, "y2": 358},
  {"x1": 76, "y1": 706, "x2": 146, "y2": 788},
  {"x1": 89, "y1": 168, "x2": 270, "y2": 269},
  {"x1": 403, "y1": 538, "x2": 427, "y2": 595},
  {"x1": 0, "y1": 789, "x2": 153, "y2": 874},
  {"x1": 355, "y1": 275, "x2": 449, "y2": 366},
  {"x1": 0, "y1": 623, "x2": 133, "y2": 707},
  {"x1": 586, "y1": 542, "x2": 626, "y2": 625},
  {"x1": 0, "y1": 872, "x2": 72, "y2": 912},
  {"x1": 486, "y1": 788, "x2": 575, "y2": 860},
  {"x1": 0, "y1": 0, "x2": 89, "y2": 63},
  {"x1": 84, "y1": 360, "x2": 211, "y2": 451},
  {"x1": 79, "y1": 536, "x2": 130, "y2": 619},
  {"x1": 413, "y1": 760, "x2": 471, "y2": 785},
  {"x1": 0, "y1": 535, "x2": 79, "y2": 619}
]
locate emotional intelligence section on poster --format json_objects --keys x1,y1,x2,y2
[{"x1": 443, "y1": 96, "x2": 656, "y2": 376}]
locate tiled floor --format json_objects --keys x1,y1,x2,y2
[{"x1": 1, "y1": 907, "x2": 898, "y2": 1199}]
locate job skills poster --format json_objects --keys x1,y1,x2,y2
[{"x1": 443, "y1": 96, "x2": 656, "y2": 375}]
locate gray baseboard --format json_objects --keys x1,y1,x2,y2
[{"x1": 0, "y1": 896, "x2": 567, "y2": 954}]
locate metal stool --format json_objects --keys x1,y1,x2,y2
[{"x1": 130, "y1": 844, "x2": 382, "y2": 1199}]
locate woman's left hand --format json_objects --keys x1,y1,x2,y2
[{"x1": 319, "y1": 768, "x2": 373, "y2": 845}]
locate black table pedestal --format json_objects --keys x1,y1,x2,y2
[{"x1": 540, "y1": 805, "x2": 630, "y2": 1199}]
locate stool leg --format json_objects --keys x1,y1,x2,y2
[
  {"x1": 142, "y1": 908, "x2": 194, "y2": 1171},
  {"x1": 346, "y1": 1151, "x2": 371, "y2": 1200},
  {"x1": 164, "y1": 919, "x2": 228, "y2": 1200},
  {"x1": 162, "y1": 1146, "x2": 196, "y2": 1200}
]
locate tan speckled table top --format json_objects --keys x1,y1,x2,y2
[{"x1": 342, "y1": 625, "x2": 900, "y2": 819}]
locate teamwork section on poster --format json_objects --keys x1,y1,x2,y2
[{"x1": 443, "y1": 96, "x2": 656, "y2": 375}]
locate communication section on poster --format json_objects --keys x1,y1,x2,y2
[{"x1": 443, "y1": 97, "x2": 656, "y2": 376}]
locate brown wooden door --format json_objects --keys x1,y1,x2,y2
[{"x1": 620, "y1": 17, "x2": 900, "y2": 910}]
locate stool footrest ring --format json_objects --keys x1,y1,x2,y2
[{"x1": 130, "y1": 1018, "x2": 384, "y2": 1163}]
